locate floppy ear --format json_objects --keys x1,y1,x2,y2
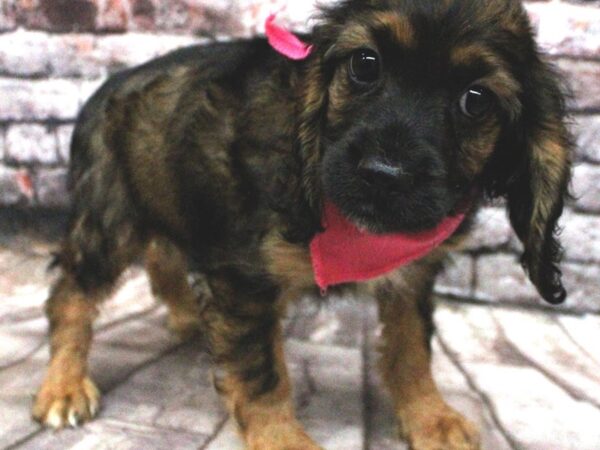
[
  {"x1": 502, "y1": 58, "x2": 573, "y2": 304},
  {"x1": 273, "y1": 32, "x2": 334, "y2": 244},
  {"x1": 296, "y1": 20, "x2": 343, "y2": 214},
  {"x1": 297, "y1": 56, "x2": 329, "y2": 212}
]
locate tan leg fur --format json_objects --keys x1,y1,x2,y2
[
  {"x1": 32, "y1": 276, "x2": 101, "y2": 428},
  {"x1": 374, "y1": 267, "x2": 480, "y2": 450},
  {"x1": 223, "y1": 325, "x2": 322, "y2": 450},
  {"x1": 145, "y1": 236, "x2": 203, "y2": 339}
]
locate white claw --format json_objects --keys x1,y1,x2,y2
[
  {"x1": 68, "y1": 410, "x2": 79, "y2": 428},
  {"x1": 46, "y1": 405, "x2": 64, "y2": 429},
  {"x1": 89, "y1": 398, "x2": 99, "y2": 417}
]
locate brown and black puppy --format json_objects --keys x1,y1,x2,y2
[{"x1": 33, "y1": 0, "x2": 573, "y2": 448}]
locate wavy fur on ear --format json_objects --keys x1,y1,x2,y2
[
  {"x1": 508, "y1": 125, "x2": 572, "y2": 305},
  {"x1": 296, "y1": 58, "x2": 329, "y2": 213},
  {"x1": 484, "y1": 53, "x2": 573, "y2": 304}
]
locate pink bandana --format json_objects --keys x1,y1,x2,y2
[
  {"x1": 265, "y1": 16, "x2": 467, "y2": 290},
  {"x1": 310, "y1": 203, "x2": 467, "y2": 291}
]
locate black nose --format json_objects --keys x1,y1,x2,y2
[{"x1": 357, "y1": 156, "x2": 414, "y2": 191}]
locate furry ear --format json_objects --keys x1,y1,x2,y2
[
  {"x1": 296, "y1": 1, "x2": 366, "y2": 213},
  {"x1": 297, "y1": 56, "x2": 329, "y2": 212},
  {"x1": 296, "y1": 20, "x2": 343, "y2": 215},
  {"x1": 503, "y1": 59, "x2": 573, "y2": 304}
]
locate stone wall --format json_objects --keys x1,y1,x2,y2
[{"x1": 1, "y1": 0, "x2": 598, "y2": 312}]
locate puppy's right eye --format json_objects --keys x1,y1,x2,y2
[
  {"x1": 459, "y1": 86, "x2": 495, "y2": 119},
  {"x1": 349, "y1": 49, "x2": 380, "y2": 85}
]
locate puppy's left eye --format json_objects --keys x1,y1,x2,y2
[
  {"x1": 459, "y1": 86, "x2": 495, "y2": 118},
  {"x1": 349, "y1": 49, "x2": 381, "y2": 85}
]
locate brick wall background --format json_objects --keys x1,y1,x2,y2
[{"x1": 0, "y1": 0, "x2": 598, "y2": 313}]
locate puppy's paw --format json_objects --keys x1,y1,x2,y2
[
  {"x1": 246, "y1": 422, "x2": 323, "y2": 450},
  {"x1": 33, "y1": 376, "x2": 100, "y2": 429},
  {"x1": 401, "y1": 406, "x2": 480, "y2": 450}
]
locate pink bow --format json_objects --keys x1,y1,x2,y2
[{"x1": 265, "y1": 14, "x2": 313, "y2": 60}]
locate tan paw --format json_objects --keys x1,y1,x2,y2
[
  {"x1": 401, "y1": 407, "x2": 481, "y2": 450},
  {"x1": 247, "y1": 423, "x2": 323, "y2": 450},
  {"x1": 33, "y1": 376, "x2": 100, "y2": 429}
]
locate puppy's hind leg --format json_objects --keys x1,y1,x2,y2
[
  {"x1": 145, "y1": 236, "x2": 204, "y2": 340},
  {"x1": 34, "y1": 219, "x2": 144, "y2": 429},
  {"x1": 374, "y1": 265, "x2": 481, "y2": 450},
  {"x1": 34, "y1": 145, "x2": 145, "y2": 428},
  {"x1": 33, "y1": 273, "x2": 101, "y2": 429}
]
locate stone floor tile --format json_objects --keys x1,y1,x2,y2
[
  {"x1": 465, "y1": 364, "x2": 600, "y2": 450},
  {"x1": 202, "y1": 340, "x2": 365, "y2": 450},
  {"x1": 88, "y1": 310, "x2": 177, "y2": 390},
  {"x1": 0, "y1": 252, "x2": 47, "y2": 314},
  {"x1": 6, "y1": 337, "x2": 365, "y2": 450},
  {"x1": 433, "y1": 300, "x2": 508, "y2": 365},
  {"x1": 492, "y1": 308, "x2": 600, "y2": 407},
  {"x1": 285, "y1": 295, "x2": 368, "y2": 348},
  {"x1": 100, "y1": 343, "x2": 226, "y2": 436},
  {"x1": 202, "y1": 419, "x2": 243, "y2": 450},
  {"x1": 435, "y1": 252, "x2": 475, "y2": 298},
  {"x1": 556, "y1": 315, "x2": 600, "y2": 368},
  {"x1": 0, "y1": 307, "x2": 178, "y2": 449},
  {"x1": 2, "y1": 243, "x2": 600, "y2": 450},
  {"x1": 436, "y1": 301, "x2": 600, "y2": 450},
  {"x1": 0, "y1": 316, "x2": 46, "y2": 368},
  {"x1": 0, "y1": 253, "x2": 52, "y2": 289},
  {"x1": 94, "y1": 268, "x2": 158, "y2": 328},
  {"x1": 289, "y1": 340, "x2": 364, "y2": 450},
  {"x1": 0, "y1": 396, "x2": 40, "y2": 449},
  {"x1": 17, "y1": 419, "x2": 208, "y2": 450},
  {"x1": 432, "y1": 341, "x2": 513, "y2": 450}
]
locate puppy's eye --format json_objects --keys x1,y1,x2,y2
[
  {"x1": 349, "y1": 49, "x2": 380, "y2": 84},
  {"x1": 460, "y1": 86, "x2": 495, "y2": 118}
]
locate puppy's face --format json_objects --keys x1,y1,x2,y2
[
  {"x1": 299, "y1": 0, "x2": 572, "y2": 304},
  {"x1": 318, "y1": 0, "x2": 523, "y2": 233}
]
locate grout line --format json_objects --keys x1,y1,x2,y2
[
  {"x1": 197, "y1": 415, "x2": 230, "y2": 450},
  {"x1": 436, "y1": 295, "x2": 600, "y2": 318},
  {"x1": 493, "y1": 319, "x2": 600, "y2": 411},
  {"x1": 98, "y1": 416, "x2": 211, "y2": 438},
  {"x1": 0, "y1": 304, "x2": 169, "y2": 449},
  {"x1": 5, "y1": 342, "x2": 187, "y2": 450},
  {"x1": 435, "y1": 333, "x2": 522, "y2": 450},
  {"x1": 3, "y1": 429, "x2": 45, "y2": 450},
  {"x1": 0, "y1": 305, "x2": 161, "y2": 374},
  {"x1": 551, "y1": 316, "x2": 600, "y2": 369}
]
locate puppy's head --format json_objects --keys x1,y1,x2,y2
[{"x1": 298, "y1": 0, "x2": 572, "y2": 304}]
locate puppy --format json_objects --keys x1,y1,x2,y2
[{"x1": 33, "y1": 0, "x2": 572, "y2": 448}]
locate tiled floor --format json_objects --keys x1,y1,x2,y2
[{"x1": 1, "y1": 232, "x2": 599, "y2": 450}]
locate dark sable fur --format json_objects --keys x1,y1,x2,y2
[{"x1": 37, "y1": 0, "x2": 573, "y2": 445}]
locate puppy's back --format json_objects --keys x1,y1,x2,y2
[{"x1": 67, "y1": 38, "x2": 277, "y2": 240}]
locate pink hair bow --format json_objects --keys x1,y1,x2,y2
[{"x1": 265, "y1": 14, "x2": 313, "y2": 60}]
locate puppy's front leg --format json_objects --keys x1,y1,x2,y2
[
  {"x1": 374, "y1": 266, "x2": 480, "y2": 450},
  {"x1": 203, "y1": 272, "x2": 322, "y2": 450}
]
